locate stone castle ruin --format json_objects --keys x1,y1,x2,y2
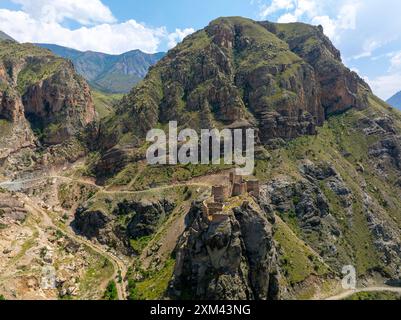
[{"x1": 202, "y1": 171, "x2": 260, "y2": 222}]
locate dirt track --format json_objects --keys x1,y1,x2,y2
[{"x1": 325, "y1": 286, "x2": 401, "y2": 300}]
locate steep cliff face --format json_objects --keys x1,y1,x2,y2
[
  {"x1": 261, "y1": 22, "x2": 370, "y2": 117},
  {"x1": 102, "y1": 17, "x2": 369, "y2": 148},
  {"x1": 169, "y1": 201, "x2": 281, "y2": 300},
  {"x1": 72, "y1": 198, "x2": 176, "y2": 255},
  {"x1": 21, "y1": 60, "x2": 95, "y2": 145},
  {"x1": 0, "y1": 48, "x2": 35, "y2": 160},
  {"x1": 0, "y1": 41, "x2": 95, "y2": 150}
]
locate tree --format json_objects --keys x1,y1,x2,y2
[{"x1": 103, "y1": 281, "x2": 118, "y2": 300}]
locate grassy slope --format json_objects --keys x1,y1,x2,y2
[
  {"x1": 255, "y1": 95, "x2": 401, "y2": 280},
  {"x1": 0, "y1": 42, "x2": 67, "y2": 95},
  {"x1": 91, "y1": 89, "x2": 123, "y2": 118},
  {"x1": 346, "y1": 291, "x2": 401, "y2": 300}
]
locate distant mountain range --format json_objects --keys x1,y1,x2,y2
[
  {"x1": 0, "y1": 31, "x2": 15, "y2": 42},
  {"x1": 36, "y1": 44, "x2": 165, "y2": 93},
  {"x1": 387, "y1": 91, "x2": 401, "y2": 109}
]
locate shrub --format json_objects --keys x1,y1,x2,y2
[{"x1": 103, "y1": 281, "x2": 118, "y2": 300}]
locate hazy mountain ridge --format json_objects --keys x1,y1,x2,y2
[
  {"x1": 36, "y1": 44, "x2": 165, "y2": 93},
  {"x1": 0, "y1": 31, "x2": 15, "y2": 42},
  {"x1": 387, "y1": 91, "x2": 401, "y2": 110}
]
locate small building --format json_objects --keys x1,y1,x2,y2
[
  {"x1": 212, "y1": 185, "x2": 228, "y2": 203},
  {"x1": 246, "y1": 180, "x2": 260, "y2": 198},
  {"x1": 229, "y1": 172, "x2": 244, "y2": 185},
  {"x1": 207, "y1": 202, "x2": 225, "y2": 215},
  {"x1": 204, "y1": 171, "x2": 261, "y2": 223},
  {"x1": 232, "y1": 182, "x2": 247, "y2": 197}
]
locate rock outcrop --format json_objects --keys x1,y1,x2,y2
[
  {"x1": 0, "y1": 41, "x2": 95, "y2": 160},
  {"x1": 169, "y1": 200, "x2": 280, "y2": 300},
  {"x1": 21, "y1": 60, "x2": 95, "y2": 145},
  {"x1": 73, "y1": 199, "x2": 175, "y2": 255}
]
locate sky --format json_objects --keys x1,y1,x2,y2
[{"x1": 0, "y1": 0, "x2": 400, "y2": 100}]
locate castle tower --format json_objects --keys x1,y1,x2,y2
[
  {"x1": 212, "y1": 185, "x2": 228, "y2": 203},
  {"x1": 230, "y1": 172, "x2": 243, "y2": 185},
  {"x1": 232, "y1": 182, "x2": 247, "y2": 197},
  {"x1": 246, "y1": 180, "x2": 260, "y2": 198}
]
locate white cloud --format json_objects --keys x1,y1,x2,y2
[
  {"x1": 352, "y1": 39, "x2": 384, "y2": 60},
  {"x1": 0, "y1": 1, "x2": 194, "y2": 54},
  {"x1": 390, "y1": 51, "x2": 401, "y2": 70},
  {"x1": 259, "y1": 0, "x2": 295, "y2": 19},
  {"x1": 311, "y1": 15, "x2": 336, "y2": 39},
  {"x1": 277, "y1": 13, "x2": 297, "y2": 23},
  {"x1": 367, "y1": 73, "x2": 401, "y2": 100},
  {"x1": 167, "y1": 28, "x2": 195, "y2": 49},
  {"x1": 0, "y1": 9, "x2": 167, "y2": 54},
  {"x1": 11, "y1": 0, "x2": 115, "y2": 25},
  {"x1": 258, "y1": 0, "x2": 359, "y2": 44}
]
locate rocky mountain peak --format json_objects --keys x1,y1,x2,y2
[{"x1": 104, "y1": 16, "x2": 370, "y2": 150}]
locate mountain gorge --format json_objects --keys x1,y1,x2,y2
[
  {"x1": 1, "y1": 17, "x2": 401, "y2": 300},
  {"x1": 36, "y1": 44, "x2": 165, "y2": 93}
]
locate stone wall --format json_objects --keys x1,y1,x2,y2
[
  {"x1": 212, "y1": 185, "x2": 228, "y2": 203},
  {"x1": 246, "y1": 180, "x2": 260, "y2": 197}
]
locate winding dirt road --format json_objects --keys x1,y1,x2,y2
[
  {"x1": 325, "y1": 286, "x2": 401, "y2": 300},
  {"x1": 21, "y1": 195, "x2": 128, "y2": 300},
  {"x1": 0, "y1": 172, "x2": 216, "y2": 300}
]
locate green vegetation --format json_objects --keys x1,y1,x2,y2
[
  {"x1": 57, "y1": 182, "x2": 97, "y2": 210},
  {"x1": 103, "y1": 281, "x2": 118, "y2": 300},
  {"x1": 346, "y1": 291, "x2": 401, "y2": 301},
  {"x1": 130, "y1": 236, "x2": 152, "y2": 254},
  {"x1": 274, "y1": 217, "x2": 330, "y2": 286},
  {"x1": 17, "y1": 57, "x2": 66, "y2": 95},
  {"x1": 91, "y1": 89, "x2": 123, "y2": 118},
  {"x1": 78, "y1": 255, "x2": 114, "y2": 300},
  {"x1": 0, "y1": 119, "x2": 12, "y2": 138},
  {"x1": 109, "y1": 162, "x2": 232, "y2": 190},
  {"x1": 128, "y1": 258, "x2": 175, "y2": 300},
  {"x1": 0, "y1": 294, "x2": 5, "y2": 300},
  {"x1": 253, "y1": 104, "x2": 397, "y2": 277}
]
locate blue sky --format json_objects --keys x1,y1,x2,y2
[
  {"x1": 0, "y1": 0, "x2": 400, "y2": 99},
  {"x1": 102, "y1": 0, "x2": 258, "y2": 32}
]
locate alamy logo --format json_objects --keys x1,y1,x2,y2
[
  {"x1": 146, "y1": 121, "x2": 255, "y2": 176},
  {"x1": 41, "y1": 266, "x2": 56, "y2": 290},
  {"x1": 341, "y1": 265, "x2": 357, "y2": 290}
]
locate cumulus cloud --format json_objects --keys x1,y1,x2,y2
[
  {"x1": 11, "y1": 0, "x2": 115, "y2": 25},
  {"x1": 389, "y1": 51, "x2": 401, "y2": 70},
  {"x1": 260, "y1": 0, "x2": 360, "y2": 44},
  {"x1": 0, "y1": 9, "x2": 166, "y2": 54},
  {"x1": 167, "y1": 28, "x2": 195, "y2": 49},
  {"x1": 0, "y1": 0, "x2": 194, "y2": 54},
  {"x1": 367, "y1": 74, "x2": 401, "y2": 100},
  {"x1": 259, "y1": 0, "x2": 295, "y2": 18}
]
